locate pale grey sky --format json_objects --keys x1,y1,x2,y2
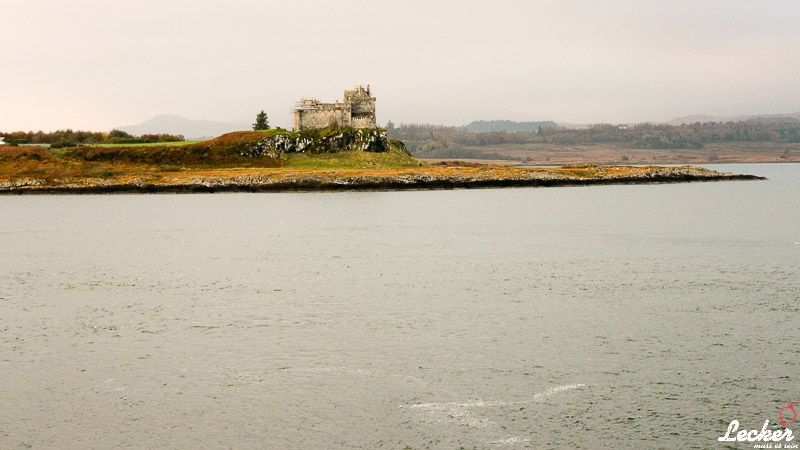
[{"x1": 2, "y1": 0, "x2": 799, "y2": 131}]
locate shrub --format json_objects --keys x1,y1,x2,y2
[{"x1": 50, "y1": 141, "x2": 77, "y2": 149}]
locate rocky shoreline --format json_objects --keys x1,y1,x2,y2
[{"x1": 0, "y1": 165, "x2": 764, "y2": 194}]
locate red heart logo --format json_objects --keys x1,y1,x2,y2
[{"x1": 780, "y1": 403, "x2": 797, "y2": 428}]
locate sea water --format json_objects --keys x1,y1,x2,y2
[{"x1": 1, "y1": 164, "x2": 798, "y2": 448}]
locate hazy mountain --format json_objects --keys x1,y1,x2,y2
[
  {"x1": 115, "y1": 115, "x2": 250, "y2": 140},
  {"x1": 668, "y1": 112, "x2": 800, "y2": 126}
]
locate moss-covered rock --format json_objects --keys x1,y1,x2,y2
[{"x1": 238, "y1": 128, "x2": 410, "y2": 157}]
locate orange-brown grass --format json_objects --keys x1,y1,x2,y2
[
  {"x1": 63, "y1": 132, "x2": 283, "y2": 168},
  {"x1": 0, "y1": 147, "x2": 58, "y2": 163},
  {"x1": 122, "y1": 164, "x2": 680, "y2": 184},
  {"x1": 0, "y1": 147, "x2": 65, "y2": 179},
  {"x1": 0, "y1": 154, "x2": 693, "y2": 185}
]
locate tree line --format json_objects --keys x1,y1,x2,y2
[
  {"x1": 388, "y1": 120, "x2": 800, "y2": 154},
  {"x1": 537, "y1": 121, "x2": 800, "y2": 148},
  {"x1": 0, "y1": 129, "x2": 185, "y2": 147}
]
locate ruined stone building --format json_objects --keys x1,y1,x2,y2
[{"x1": 293, "y1": 84, "x2": 377, "y2": 130}]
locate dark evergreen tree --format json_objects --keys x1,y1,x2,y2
[{"x1": 253, "y1": 110, "x2": 270, "y2": 131}]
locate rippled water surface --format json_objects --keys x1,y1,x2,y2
[{"x1": 1, "y1": 164, "x2": 798, "y2": 449}]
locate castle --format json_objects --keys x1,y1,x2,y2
[{"x1": 293, "y1": 84, "x2": 377, "y2": 130}]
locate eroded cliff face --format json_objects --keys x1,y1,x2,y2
[{"x1": 240, "y1": 128, "x2": 408, "y2": 158}]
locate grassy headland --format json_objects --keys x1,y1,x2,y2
[{"x1": 0, "y1": 129, "x2": 763, "y2": 193}]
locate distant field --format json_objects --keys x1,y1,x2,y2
[{"x1": 427, "y1": 142, "x2": 800, "y2": 165}]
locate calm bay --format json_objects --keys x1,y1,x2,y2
[{"x1": 1, "y1": 164, "x2": 798, "y2": 448}]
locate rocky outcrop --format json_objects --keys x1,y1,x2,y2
[
  {"x1": 240, "y1": 128, "x2": 408, "y2": 158},
  {"x1": 176, "y1": 166, "x2": 762, "y2": 191}
]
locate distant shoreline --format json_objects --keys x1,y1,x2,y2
[
  {"x1": 0, "y1": 165, "x2": 765, "y2": 195},
  {"x1": 412, "y1": 142, "x2": 800, "y2": 166},
  {"x1": 419, "y1": 158, "x2": 800, "y2": 167}
]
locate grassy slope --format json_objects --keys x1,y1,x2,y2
[
  {"x1": 0, "y1": 131, "x2": 422, "y2": 183},
  {"x1": 91, "y1": 141, "x2": 202, "y2": 148}
]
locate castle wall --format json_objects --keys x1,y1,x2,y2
[
  {"x1": 295, "y1": 105, "x2": 348, "y2": 130},
  {"x1": 350, "y1": 114, "x2": 375, "y2": 129},
  {"x1": 293, "y1": 85, "x2": 376, "y2": 130}
]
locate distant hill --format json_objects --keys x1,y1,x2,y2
[
  {"x1": 462, "y1": 120, "x2": 557, "y2": 133},
  {"x1": 668, "y1": 112, "x2": 800, "y2": 126},
  {"x1": 115, "y1": 115, "x2": 250, "y2": 140}
]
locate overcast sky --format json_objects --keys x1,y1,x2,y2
[{"x1": 2, "y1": 0, "x2": 799, "y2": 131}]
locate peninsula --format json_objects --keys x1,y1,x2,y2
[{"x1": 0, "y1": 128, "x2": 763, "y2": 194}]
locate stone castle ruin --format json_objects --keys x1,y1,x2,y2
[{"x1": 293, "y1": 84, "x2": 377, "y2": 130}]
